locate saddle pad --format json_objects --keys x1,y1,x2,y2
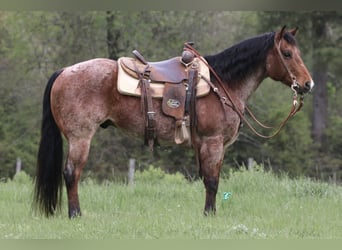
[{"x1": 117, "y1": 57, "x2": 211, "y2": 98}]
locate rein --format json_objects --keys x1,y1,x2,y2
[{"x1": 184, "y1": 41, "x2": 304, "y2": 139}]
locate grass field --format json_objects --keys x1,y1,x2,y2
[{"x1": 0, "y1": 166, "x2": 341, "y2": 239}]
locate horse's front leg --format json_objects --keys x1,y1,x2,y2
[{"x1": 196, "y1": 136, "x2": 224, "y2": 216}]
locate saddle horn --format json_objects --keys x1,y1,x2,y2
[{"x1": 132, "y1": 50, "x2": 148, "y2": 65}]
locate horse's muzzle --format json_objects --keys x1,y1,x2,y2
[{"x1": 294, "y1": 80, "x2": 314, "y2": 94}]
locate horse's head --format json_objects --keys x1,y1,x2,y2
[{"x1": 266, "y1": 26, "x2": 314, "y2": 95}]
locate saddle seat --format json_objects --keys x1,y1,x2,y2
[
  {"x1": 120, "y1": 56, "x2": 188, "y2": 84},
  {"x1": 118, "y1": 56, "x2": 210, "y2": 98}
]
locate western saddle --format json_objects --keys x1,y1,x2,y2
[{"x1": 118, "y1": 43, "x2": 210, "y2": 149}]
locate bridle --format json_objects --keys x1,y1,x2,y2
[
  {"x1": 184, "y1": 36, "x2": 305, "y2": 139},
  {"x1": 274, "y1": 35, "x2": 303, "y2": 98}
]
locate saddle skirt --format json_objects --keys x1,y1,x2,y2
[{"x1": 117, "y1": 56, "x2": 210, "y2": 98}]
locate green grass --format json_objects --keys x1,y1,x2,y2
[{"x1": 0, "y1": 166, "x2": 341, "y2": 239}]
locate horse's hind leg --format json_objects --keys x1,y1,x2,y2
[
  {"x1": 64, "y1": 137, "x2": 92, "y2": 218},
  {"x1": 196, "y1": 137, "x2": 224, "y2": 216}
]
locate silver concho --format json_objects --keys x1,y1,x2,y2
[{"x1": 167, "y1": 99, "x2": 181, "y2": 108}]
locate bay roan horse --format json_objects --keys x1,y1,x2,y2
[{"x1": 33, "y1": 26, "x2": 314, "y2": 218}]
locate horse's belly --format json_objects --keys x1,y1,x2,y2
[{"x1": 112, "y1": 99, "x2": 177, "y2": 144}]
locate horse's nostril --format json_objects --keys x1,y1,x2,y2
[{"x1": 304, "y1": 81, "x2": 313, "y2": 92}]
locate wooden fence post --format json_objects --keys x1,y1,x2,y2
[
  {"x1": 16, "y1": 157, "x2": 22, "y2": 174},
  {"x1": 128, "y1": 158, "x2": 135, "y2": 185},
  {"x1": 247, "y1": 157, "x2": 254, "y2": 171}
]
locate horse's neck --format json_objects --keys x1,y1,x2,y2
[{"x1": 230, "y1": 67, "x2": 267, "y2": 106}]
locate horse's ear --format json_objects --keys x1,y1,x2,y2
[
  {"x1": 289, "y1": 27, "x2": 299, "y2": 36},
  {"x1": 275, "y1": 25, "x2": 287, "y2": 42}
]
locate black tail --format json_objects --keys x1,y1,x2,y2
[{"x1": 33, "y1": 69, "x2": 64, "y2": 217}]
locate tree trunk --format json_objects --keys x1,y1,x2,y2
[
  {"x1": 106, "y1": 11, "x2": 122, "y2": 60},
  {"x1": 311, "y1": 15, "x2": 329, "y2": 147}
]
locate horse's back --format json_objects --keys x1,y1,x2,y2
[{"x1": 60, "y1": 58, "x2": 118, "y2": 85}]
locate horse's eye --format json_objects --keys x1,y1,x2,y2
[{"x1": 282, "y1": 51, "x2": 292, "y2": 58}]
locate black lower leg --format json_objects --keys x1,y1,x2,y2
[
  {"x1": 203, "y1": 176, "x2": 219, "y2": 216},
  {"x1": 63, "y1": 165, "x2": 81, "y2": 218}
]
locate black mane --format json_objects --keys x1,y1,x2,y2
[{"x1": 204, "y1": 32, "x2": 296, "y2": 85}]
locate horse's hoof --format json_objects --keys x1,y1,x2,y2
[
  {"x1": 68, "y1": 208, "x2": 82, "y2": 219},
  {"x1": 203, "y1": 209, "x2": 216, "y2": 216}
]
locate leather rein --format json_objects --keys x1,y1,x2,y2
[{"x1": 184, "y1": 39, "x2": 304, "y2": 139}]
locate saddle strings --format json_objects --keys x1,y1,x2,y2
[{"x1": 183, "y1": 42, "x2": 304, "y2": 139}]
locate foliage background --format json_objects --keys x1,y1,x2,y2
[{"x1": 0, "y1": 11, "x2": 341, "y2": 182}]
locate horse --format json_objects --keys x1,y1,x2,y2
[{"x1": 33, "y1": 26, "x2": 314, "y2": 218}]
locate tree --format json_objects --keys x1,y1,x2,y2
[{"x1": 311, "y1": 12, "x2": 342, "y2": 146}]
